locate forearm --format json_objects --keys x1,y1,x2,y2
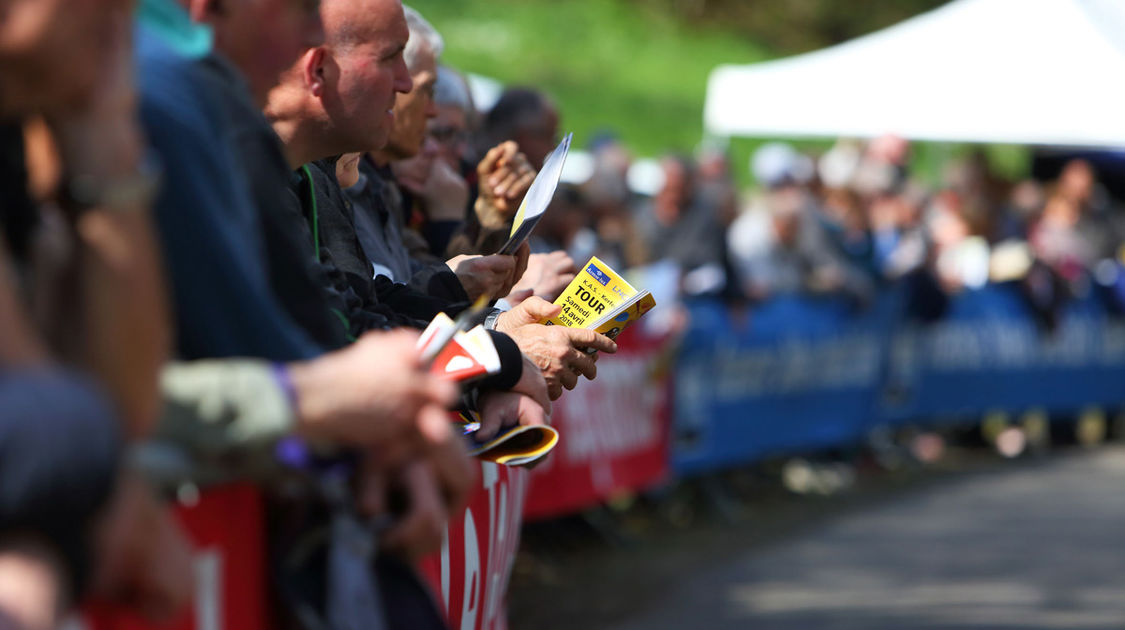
[
  {"x1": 57, "y1": 118, "x2": 170, "y2": 438},
  {"x1": 77, "y1": 209, "x2": 170, "y2": 439}
]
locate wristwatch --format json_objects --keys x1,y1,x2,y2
[{"x1": 59, "y1": 156, "x2": 161, "y2": 213}]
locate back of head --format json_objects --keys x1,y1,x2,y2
[
  {"x1": 480, "y1": 87, "x2": 547, "y2": 145},
  {"x1": 478, "y1": 86, "x2": 558, "y2": 169},
  {"x1": 433, "y1": 65, "x2": 474, "y2": 114}
]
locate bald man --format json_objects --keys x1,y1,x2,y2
[{"x1": 267, "y1": 0, "x2": 617, "y2": 401}]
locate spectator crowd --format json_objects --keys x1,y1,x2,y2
[
  {"x1": 549, "y1": 135, "x2": 1125, "y2": 330},
  {"x1": 2, "y1": 0, "x2": 1124, "y2": 629}
]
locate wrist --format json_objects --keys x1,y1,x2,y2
[
  {"x1": 51, "y1": 115, "x2": 144, "y2": 179},
  {"x1": 284, "y1": 362, "x2": 322, "y2": 440}
]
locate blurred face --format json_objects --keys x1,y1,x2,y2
[
  {"x1": 515, "y1": 104, "x2": 558, "y2": 170},
  {"x1": 204, "y1": 0, "x2": 324, "y2": 106},
  {"x1": 384, "y1": 41, "x2": 437, "y2": 159},
  {"x1": 429, "y1": 104, "x2": 467, "y2": 169},
  {"x1": 320, "y1": 0, "x2": 413, "y2": 153},
  {"x1": 656, "y1": 160, "x2": 687, "y2": 209},
  {"x1": 1058, "y1": 160, "x2": 1094, "y2": 206},
  {"x1": 0, "y1": 0, "x2": 127, "y2": 116}
]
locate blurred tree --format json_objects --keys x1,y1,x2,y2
[{"x1": 636, "y1": 0, "x2": 951, "y2": 54}]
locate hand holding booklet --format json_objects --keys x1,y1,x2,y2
[{"x1": 415, "y1": 312, "x2": 559, "y2": 467}]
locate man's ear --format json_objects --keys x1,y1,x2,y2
[{"x1": 304, "y1": 48, "x2": 328, "y2": 98}]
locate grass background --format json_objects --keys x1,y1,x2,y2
[{"x1": 409, "y1": 0, "x2": 1027, "y2": 188}]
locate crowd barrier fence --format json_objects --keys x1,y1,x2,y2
[{"x1": 78, "y1": 283, "x2": 1125, "y2": 629}]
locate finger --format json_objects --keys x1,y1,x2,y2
[
  {"x1": 505, "y1": 171, "x2": 536, "y2": 200},
  {"x1": 547, "y1": 380, "x2": 563, "y2": 401},
  {"x1": 487, "y1": 143, "x2": 519, "y2": 186},
  {"x1": 504, "y1": 288, "x2": 534, "y2": 305},
  {"x1": 566, "y1": 329, "x2": 618, "y2": 354},
  {"x1": 480, "y1": 254, "x2": 516, "y2": 274},
  {"x1": 355, "y1": 461, "x2": 388, "y2": 518},
  {"x1": 477, "y1": 144, "x2": 507, "y2": 179},
  {"x1": 382, "y1": 466, "x2": 446, "y2": 559},
  {"x1": 559, "y1": 367, "x2": 578, "y2": 391},
  {"x1": 492, "y1": 170, "x2": 523, "y2": 197},
  {"x1": 422, "y1": 373, "x2": 459, "y2": 408},
  {"x1": 552, "y1": 256, "x2": 579, "y2": 275},
  {"x1": 565, "y1": 348, "x2": 598, "y2": 380},
  {"x1": 416, "y1": 403, "x2": 454, "y2": 446},
  {"x1": 493, "y1": 141, "x2": 518, "y2": 168},
  {"x1": 474, "y1": 402, "x2": 504, "y2": 442},
  {"x1": 517, "y1": 395, "x2": 548, "y2": 427},
  {"x1": 512, "y1": 298, "x2": 561, "y2": 325},
  {"x1": 426, "y1": 438, "x2": 475, "y2": 510}
]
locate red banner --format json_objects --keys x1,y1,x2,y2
[
  {"x1": 522, "y1": 327, "x2": 672, "y2": 521},
  {"x1": 418, "y1": 462, "x2": 530, "y2": 630},
  {"x1": 81, "y1": 483, "x2": 268, "y2": 630}
]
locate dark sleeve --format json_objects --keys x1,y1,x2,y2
[
  {"x1": 473, "y1": 330, "x2": 523, "y2": 391},
  {"x1": 422, "y1": 220, "x2": 462, "y2": 258},
  {"x1": 406, "y1": 264, "x2": 470, "y2": 305},
  {"x1": 300, "y1": 164, "x2": 467, "y2": 331},
  {"x1": 235, "y1": 130, "x2": 351, "y2": 352},
  {"x1": 139, "y1": 59, "x2": 321, "y2": 362},
  {"x1": 0, "y1": 369, "x2": 121, "y2": 596}
]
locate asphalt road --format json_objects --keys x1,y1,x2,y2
[{"x1": 512, "y1": 448, "x2": 1125, "y2": 630}]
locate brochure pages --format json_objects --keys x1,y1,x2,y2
[
  {"x1": 417, "y1": 313, "x2": 501, "y2": 383},
  {"x1": 459, "y1": 412, "x2": 560, "y2": 467},
  {"x1": 544, "y1": 256, "x2": 657, "y2": 340},
  {"x1": 498, "y1": 133, "x2": 573, "y2": 255}
]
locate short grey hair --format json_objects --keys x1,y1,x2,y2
[{"x1": 402, "y1": 6, "x2": 444, "y2": 73}]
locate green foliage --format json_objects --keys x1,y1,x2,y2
[
  {"x1": 635, "y1": 0, "x2": 950, "y2": 54},
  {"x1": 409, "y1": 0, "x2": 997, "y2": 189},
  {"x1": 410, "y1": 0, "x2": 769, "y2": 159}
]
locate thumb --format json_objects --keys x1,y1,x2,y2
[
  {"x1": 504, "y1": 288, "x2": 534, "y2": 306},
  {"x1": 483, "y1": 254, "x2": 516, "y2": 272},
  {"x1": 477, "y1": 143, "x2": 506, "y2": 177},
  {"x1": 514, "y1": 296, "x2": 561, "y2": 323}
]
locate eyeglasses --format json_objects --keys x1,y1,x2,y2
[{"x1": 428, "y1": 124, "x2": 468, "y2": 146}]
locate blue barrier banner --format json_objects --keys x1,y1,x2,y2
[
  {"x1": 673, "y1": 285, "x2": 1125, "y2": 476},
  {"x1": 673, "y1": 295, "x2": 892, "y2": 475},
  {"x1": 881, "y1": 284, "x2": 1125, "y2": 422}
]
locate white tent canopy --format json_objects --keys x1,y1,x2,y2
[{"x1": 704, "y1": 0, "x2": 1125, "y2": 148}]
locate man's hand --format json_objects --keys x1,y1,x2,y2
[
  {"x1": 509, "y1": 250, "x2": 578, "y2": 303},
  {"x1": 91, "y1": 476, "x2": 194, "y2": 621},
  {"x1": 420, "y1": 157, "x2": 471, "y2": 222},
  {"x1": 475, "y1": 142, "x2": 536, "y2": 229},
  {"x1": 447, "y1": 254, "x2": 516, "y2": 302},
  {"x1": 288, "y1": 330, "x2": 459, "y2": 449},
  {"x1": 510, "y1": 353, "x2": 552, "y2": 417},
  {"x1": 359, "y1": 422, "x2": 476, "y2": 561},
  {"x1": 475, "y1": 391, "x2": 549, "y2": 442},
  {"x1": 396, "y1": 140, "x2": 470, "y2": 222},
  {"x1": 494, "y1": 297, "x2": 617, "y2": 400}
]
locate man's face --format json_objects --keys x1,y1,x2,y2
[
  {"x1": 0, "y1": 0, "x2": 125, "y2": 116},
  {"x1": 211, "y1": 0, "x2": 324, "y2": 106},
  {"x1": 384, "y1": 42, "x2": 437, "y2": 159},
  {"x1": 321, "y1": 0, "x2": 412, "y2": 153}
]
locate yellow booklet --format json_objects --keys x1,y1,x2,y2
[
  {"x1": 458, "y1": 412, "x2": 559, "y2": 467},
  {"x1": 544, "y1": 256, "x2": 656, "y2": 340}
]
